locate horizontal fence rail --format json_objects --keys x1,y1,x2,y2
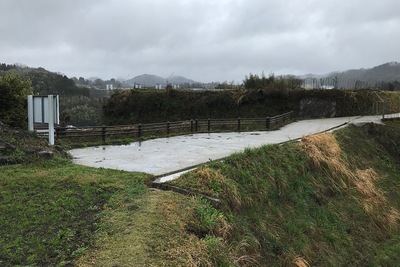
[{"x1": 54, "y1": 111, "x2": 293, "y2": 143}]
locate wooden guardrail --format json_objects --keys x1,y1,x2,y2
[{"x1": 55, "y1": 111, "x2": 293, "y2": 143}]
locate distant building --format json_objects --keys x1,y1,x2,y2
[{"x1": 106, "y1": 84, "x2": 113, "y2": 90}]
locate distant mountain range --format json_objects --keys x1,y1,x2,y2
[
  {"x1": 302, "y1": 62, "x2": 400, "y2": 83},
  {"x1": 2, "y1": 60, "x2": 399, "y2": 89},
  {"x1": 123, "y1": 62, "x2": 400, "y2": 88},
  {"x1": 300, "y1": 62, "x2": 400, "y2": 89},
  {"x1": 125, "y1": 74, "x2": 197, "y2": 87}
]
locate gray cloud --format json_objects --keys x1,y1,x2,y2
[{"x1": 1, "y1": 0, "x2": 399, "y2": 82}]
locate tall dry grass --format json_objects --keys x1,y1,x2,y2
[{"x1": 301, "y1": 132, "x2": 400, "y2": 229}]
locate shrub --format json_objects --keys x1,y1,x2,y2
[{"x1": 0, "y1": 75, "x2": 32, "y2": 127}]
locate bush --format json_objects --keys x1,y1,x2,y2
[{"x1": 0, "y1": 75, "x2": 32, "y2": 128}]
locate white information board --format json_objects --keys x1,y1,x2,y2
[{"x1": 27, "y1": 95, "x2": 60, "y2": 145}]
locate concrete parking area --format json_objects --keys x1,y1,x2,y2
[{"x1": 69, "y1": 115, "x2": 384, "y2": 178}]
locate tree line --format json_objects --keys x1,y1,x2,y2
[
  {"x1": 0, "y1": 63, "x2": 107, "y2": 127},
  {"x1": 243, "y1": 73, "x2": 303, "y2": 91}
]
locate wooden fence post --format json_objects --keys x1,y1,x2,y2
[
  {"x1": 237, "y1": 117, "x2": 241, "y2": 132},
  {"x1": 138, "y1": 123, "x2": 142, "y2": 138},
  {"x1": 195, "y1": 119, "x2": 198, "y2": 132},
  {"x1": 167, "y1": 121, "x2": 170, "y2": 135},
  {"x1": 266, "y1": 117, "x2": 271, "y2": 130},
  {"x1": 55, "y1": 127, "x2": 60, "y2": 139},
  {"x1": 207, "y1": 118, "x2": 211, "y2": 133},
  {"x1": 190, "y1": 119, "x2": 194, "y2": 133},
  {"x1": 102, "y1": 126, "x2": 106, "y2": 142}
]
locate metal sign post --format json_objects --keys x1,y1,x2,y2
[
  {"x1": 27, "y1": 95, "x2": 59, "y2": 145},
  {"x1": 48, "y1": 95, "x2": 55, "y2": 145},
  {"x1": 27, "y1": 95, "x2": 34, "y2": 132}
]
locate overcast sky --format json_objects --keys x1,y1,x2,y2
[{"x1": 1, "y1": 0, "x2": 399, "y2": 83}]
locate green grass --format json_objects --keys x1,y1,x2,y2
[
  {"x1": 0, "y1": 157, "x2": 229, "y2": 266},
  {"x1": 0, "y1": 123, "x2": 233, "y2": 266},
  {"x1": 0, "y1": 158, "x2": 150, "y2": 266},
  {"x1": 169, "y1": 124, "x2": 400, "y2": 266},
  {"x1": 76, "y1": 189, "x2": 233, "y2": 266}
]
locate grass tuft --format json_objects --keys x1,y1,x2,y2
[{"x1": 292, "y1": 255, "x2": 310, "y2": 267}]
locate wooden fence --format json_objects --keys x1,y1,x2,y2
[{"x1": 55, "y1": 111, "x2": 293, "y2": 143}]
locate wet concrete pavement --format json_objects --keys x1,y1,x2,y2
[{"x1": 69, "y1": 115, "x2": 385, "y2": 177}]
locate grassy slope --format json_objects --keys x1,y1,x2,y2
[
  {"x1": 76, "y1": 191, "x2": 218, "y2": 267},
  {"x1": 170, "y1": 124, "x2": 400, "y2": 266},
  {"x1": 0, "y1": 158, "x2": 223, "y2": 266},
  {"x1": 0, "y1": 159, "x2": 150, "y2": 266},
  {"x1": 0, "y1": 122, "x2": 225, "y2": 266},
  {"x1": 1, "y1": 123, "x2": 400, "y2": 266}
]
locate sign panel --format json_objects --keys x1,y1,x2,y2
[
  {"x1": 27, "y1": 95, "x2": 60, "y2": 145},
  {"x1": 30, "y1": 95, "x2": 59, "y2": 124}
]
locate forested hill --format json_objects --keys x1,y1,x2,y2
[
  {"x1": 0, "y1": 63, "x2": 105, "y2": 127},
  {"x1": 320, "y1": 62, "x2": 400, "y2": 87},
  {"x1": 331, "y1": 62, "x2": 400, "y2": 82},
  {"x1": 0, "y1": 63, "x2": 88, "y2": 97},
  {"x1": 125, "y1": 74, "x2": 196, "y2": 87}
]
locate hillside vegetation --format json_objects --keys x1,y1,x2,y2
[
  {"x1": 0, "y1": 66, "x2": 105, "y2": 127},
  {"x1": 324, "y1": 62, "x2": 400, "y2": 89},
  {"x1": 103, "y1": 88, "x2": 400, "y2": 125},
  {"x1": 168, "y1": 123, "x2": 400, "y2": 266}
]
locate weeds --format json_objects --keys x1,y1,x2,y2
[
  {"x1": 203, "y1": 235, "x2": 233, "y2": 267},
  {"x1": 188, "y1": 196, "x2": 231, "y2": 238}
]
